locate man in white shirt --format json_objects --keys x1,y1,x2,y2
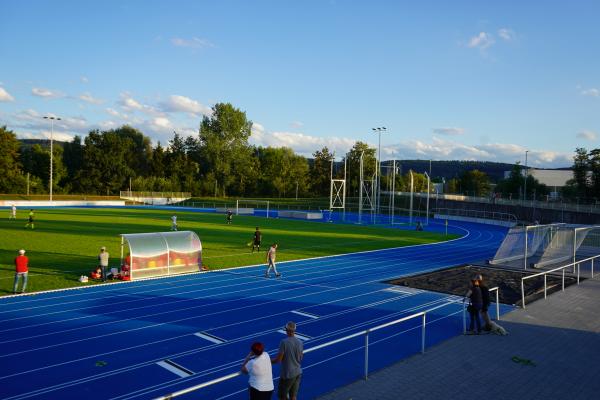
[
  {"x1": 98, "y1": 247, "x2": 109, "y2": 282},
  {"x1": 265, "y1": 243, "x2": 281, "y2": 278},
  {"x1": 171, "y1": 214, "x2": 177, "y2": 231},
  {"x1": 10, "y1": 204, "x2": 16, "y2": 220},
  {"x1": 242, "y1": 342, "x2": 274, "y2": 399}
]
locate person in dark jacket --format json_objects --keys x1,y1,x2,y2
[
  {"x1": 465, "y1": 277, "x2": 483, "y2": 334},
  {"x1": 476, "y1": 274, "x2": 492, "y2": 331}
]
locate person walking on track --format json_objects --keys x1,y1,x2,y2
[{"x1": 265, "y1": 243, "x2": 281, "y2": 278}]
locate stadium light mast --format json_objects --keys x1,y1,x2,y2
[
  {"x1": 372, "y1": 127, "x2": 387, "y2": 215},
  {"x1": 524, "y1": 150, "x2": 529, "y2": 202},
  {"x1": 43, "y1": 116, "x2": 61, "y2": 202}
]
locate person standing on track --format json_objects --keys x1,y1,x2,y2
[
  {"x1": 10, "y1": 204, "x2": 16, "y2": 220},
  {"x1": 13, "y1": 249, "x2": 29, "y2": 294},
  {"x1": 241, "y1": 341, "x2": 274, "y2": 400},
  {"x1": 272, "y1": 321, "x2": 303, "y2": 400},
  {"x1": 265, "y1": 243, "x2": 280, "y2": 278},
  {"x1": 252, "y1": 227, "x2": 262, "y2": 253}
]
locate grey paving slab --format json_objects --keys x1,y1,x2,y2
[{"x1": 316, "y1": 278, "x2": 600, "y2": 400}]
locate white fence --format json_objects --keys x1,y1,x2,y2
[{"x1": 520, "y1": 254, "x2": 599, "y2": 308}]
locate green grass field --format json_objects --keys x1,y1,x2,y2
[{"x1": 0, "y1": 207, "x2": 458, "y2": 295}]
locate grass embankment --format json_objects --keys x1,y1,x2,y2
[{"x1": 0, "y1": 207, "x2": 458, "y2": 295}]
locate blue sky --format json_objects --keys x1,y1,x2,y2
[{"x1": 1, "y1": 0, "x2": 599, "y2": 168}]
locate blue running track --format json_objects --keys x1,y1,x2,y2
[{"x1": 0, "y1": 218, "x2": 512, "y2": 400}]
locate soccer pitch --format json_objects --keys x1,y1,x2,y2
[{"x1": 0, "y1": 207, "x2": 457, "y2": 295}]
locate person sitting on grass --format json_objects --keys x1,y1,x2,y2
[{"x1": 90, "y1": 267, "x2": 102, "y2": 280}]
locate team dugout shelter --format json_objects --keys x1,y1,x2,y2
[{"x1": 119, "y1": 231, "x2": 202, "y2": 280}]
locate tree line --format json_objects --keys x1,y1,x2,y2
[{"x1": 0, "y1": 102, "x2": 568, "y2": 199}]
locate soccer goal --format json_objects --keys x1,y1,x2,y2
[
  {"x1": 490, "y1": 223, "x2": 566, "y2": 269},
  {"x1": 236, "y1": 199, "x2": 270, "y2": 218}
]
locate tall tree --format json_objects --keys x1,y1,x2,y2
[
  {"x1": 310, "y1": 147, "x2": 334, "y2": 196},
  {"x1": 459, "y1": 169, "x2": 491, "y2": 197},
  {"x1": 199, "y1": 103, "x2": 253, "y2": 196},
  {"x1": 258, "y1": 147, "x2": 309, "y2": 197},
  {"x1": 344, "y1": 141, "x2": 376, "y2": 197},
  {"x1": 62, "y1": 136, "x2": 83, "y2": 182},
  {"x1": 572, "y1": 147, "x2": 589, "y2": 198},
  {"x1": 75, "y1": 130, "x2": 135, "y2": 194},
  {"x1": 0, "y1": 126, "x2": 26, "y2": 193}
]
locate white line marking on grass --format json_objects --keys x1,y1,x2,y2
[{"x1": 0, "y1": 224, "x2": 471, "y2": 305}]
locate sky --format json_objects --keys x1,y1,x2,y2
[{"x1": 1, "y1": 0, "x2": 599, "y2": 168}]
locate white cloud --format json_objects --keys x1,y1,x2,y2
[
  {"x1": 250, "y1": 123, "x2": 355, "y2": 156},
  {"x1": 18, "y1": 130, "x2": 74, "y2": 142},
  {"x1": 79, "y1": 92, "x2": 104, "y2": 104},
  {"x1": 433, "y1": 127, "x2": 465, "y2": 136},
  {"x1": 291, "y1": 121, "x2": 304, "y2": 128},
  {"x1": 171, "y1": 37, "x2": 215, "y2": 49},
  {"x1": 105, "y1": 108, "x2": 130, "y2": 120},
  {"x1": 160, "y1": 95, "x2": 211, "y2": 116},
  {"x1": 581, "y1": 88, "x2": 599, "y2": 97},
  {"x1": 577, "y1": 130, "x2": 598, "y2": 141},
  {"x1": 498, "y1": 28, "x2": 516, "y2": 41},
  {"x1": 467, "y1": 32, "x2": 494, "y2": 50},
  {"x1": 118, "y1": 93, "x2": 162, "y2": 116},
  {"x1": 0, "y1": 87, "x2": 15, "y2": 102},
  {"x1": 31, "y1": 87, "x2": 63, "y2": 98},
  {"x1": 80, "y1": 76, "x2": 89, "y2": 83},
  {"x1": 383, "y1": 138, "x2": 572, "y2": 168}
]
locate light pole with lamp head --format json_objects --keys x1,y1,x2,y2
[
  {"x1": 372, "y1": 127, "x2": 387, "y2": 215},
  {"x1": 43, "y1": 116, "x2": 61, "y2": 202},
  {"x1": 524, "y1": 150, "x2": 529, "y2": 202}
]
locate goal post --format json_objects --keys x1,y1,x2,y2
[{"x1": 236, "y1": 199, "x2": 270, "y2": 218}]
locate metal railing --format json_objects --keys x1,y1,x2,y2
[
  {"x1": 434, "y1": 208, "x2": 517, "y2": 224},
  {"x1": 153, "y1": 300, "x2": 464, "y2": 400},
  {"x1": 520, "y1": 254, "x2": 599, "y2": 308},
  {"x1": 461, "y1": 286, "x2": 500, "y2": 333}
]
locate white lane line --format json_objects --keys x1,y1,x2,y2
[
  {"x1": 194, "y1": 332, "x2": 226, "y2": 344},
  {"x1": 156, "y1": 360, "x2": 193, "y2": 378},
  {"x1": 277, "y1": 330, "x2": 311, "y2": 341},
  {"x1": 291, "y1": 310, "x2": 319, "y2": 319}
]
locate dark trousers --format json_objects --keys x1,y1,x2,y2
[
  {"x1": 469, "y1": 303, "x2": 482, "y2": 332},
  {"x1": 249, "y1": 386, "x2": 273, "y2": 400}
]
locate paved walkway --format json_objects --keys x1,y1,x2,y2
[{"x1": 317, "y1": 278, "x2": 600, "y2": 400}]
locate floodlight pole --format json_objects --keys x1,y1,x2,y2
[
  {"x1": 359, "y1": 151, "x2": 364, "y2": 223},
  {"x1": 409, "y1": 170, "x2": 414, "y2": 225},
  {"x1": 372, "y1": 127, "x2": 387, "y2": 217},
  {"x1": 524, "y1": 150, "x2": 529, "y2": 203},
  {"x1": 424, "y1": 171, "x2": 430, "y2": 226},
  {"x1": 43, "y1": 116, "x2": 61, "y2": 202}
]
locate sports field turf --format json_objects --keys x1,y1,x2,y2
[{"x1": 0, "y1": 207, "x2": 458, "y2": 295}]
